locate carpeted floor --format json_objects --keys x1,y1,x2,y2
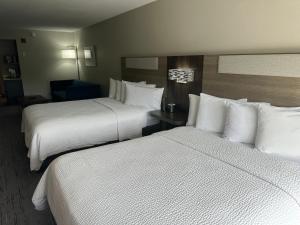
[{"x1": 0, "y1": 106, "x2": 55, "y2": 225}]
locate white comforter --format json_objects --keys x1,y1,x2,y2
[
  {"x1": 33, "y1": 127, "x2": 300, "y2": 225},
  {"x1": 22, "y1": 98, "x2": 150, "y2": 171}
]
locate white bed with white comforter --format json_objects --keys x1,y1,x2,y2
[
  {"x1": 33, "y1": 127, "x2": 300, "y2": 225},
  {"x1": 22, "y1": 98, "x2": 157, "y2": 171}
]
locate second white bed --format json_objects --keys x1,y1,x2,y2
[
  {"x1": 32, "y1": 127, "x2": 300, "y2": 225},
  {"x1": 22, "y1": 98, "x2": 157, "y2": 171}
]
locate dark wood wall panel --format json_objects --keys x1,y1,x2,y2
[
  {"x1": 167, "y1": 56, "x2": 203, "y2": 112},
  {"x1": 203, "y1": 55, "x2": 300, "y2": 107}
]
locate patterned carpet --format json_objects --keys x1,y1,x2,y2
[{"x1": 0, "y1": 106, "x2": 55, "y2": 225}]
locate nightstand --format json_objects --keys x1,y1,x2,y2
[{"x1": 143, "y1": 110, "x2": 187, "y2": 136}]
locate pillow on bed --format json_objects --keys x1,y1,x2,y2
[
  {"x1": 124, "y1": 83, "x2": 164, "y2": 110},
  {"x1": 223, "y1": 102, "x2": 270, "y2": 145},
  {"x1": 195, "y1": 93, "x2": 247, "y2": 133},
  {"x1": 121, "y1": 81, "x2": 155, "y2": 103},
  {"x1": 186, "y1": 94, "x2": 200, "y2": 126},
  {"x1": 109, "y1": 78, "x2": 117, "y2": 99},
  {"x1": 115, "y1": 80, "x2": 122, "y2": 101},
  {"x1": 255, "y1": 105, "x2": 300, "y2": 162}
]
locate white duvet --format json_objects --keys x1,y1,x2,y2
[
  {"x1": 33, "y1": 127, "x2": 300, "y2": 225},
  {"x1": 22, "y1": 98, "x2": 152, "y2": 171}
]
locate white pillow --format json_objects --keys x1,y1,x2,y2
[
  {"x1": 115, "y1": 80, "x2": 122, "y2": 101},
  {"x1": 255, "y1": 105, "x2": 300, "y2": 162},
  {"x1": 124, "y1": 83, "x2": 164, "y2": 110},
  {"x1": 109, "y1": 78, "x2": 117, "y2": 98},
  {"x1": 120, "y1": 81, "x2": 155, "y2": 103},
  {"x1": 223, "y1": 102, "x2": 270, "y2": 145},
  {"x1": 186, "y1": 94, "x2": 200, "y2": 126},
  {"x1": 195, "y1": 93, "x2": 247, "y2": 133}
]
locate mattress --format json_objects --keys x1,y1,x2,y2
[
  {"x1": 22, "y1": 98, "x2": 157, "y2": 171},
  {"x1": 33, "y1": 127, "x2": 300, "y2": 225},
  {"x1": 145, "y1": 111, "x2": 159, "y2": 126}
]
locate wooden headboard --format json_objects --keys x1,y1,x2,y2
[
  {"x1": 121, "y1": 56, "x2": 204, "y2": 112},
  {"x1": 121, "y1": 57, "x2": 167, "y2": 88},
  {"x1": 203, "y1": 55, "x2": 300, "y2": 107},
  {"x1": 121, "y1": 54, "x2": 300, "y2": 109}
]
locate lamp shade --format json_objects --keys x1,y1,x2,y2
[
  {"x1": 62, "y1": 49, "x2": 76, "y2": 59},
  {"x1": 168, "y1": 68, "x2": 194, "y2": 83}
]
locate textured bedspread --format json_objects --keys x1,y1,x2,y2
[
  {"x1": 22, "y1": 98, "x2": 149, "y2": 171},
  {"x1": 33, "y1": 127, "x2": 300, "y2": 225}
]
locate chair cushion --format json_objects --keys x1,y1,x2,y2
[{"x1": 52, "y1": 91, "x2": 66, "y2": 99}]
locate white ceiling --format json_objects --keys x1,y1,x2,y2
[{"x1": 0, "y1": 0, "x2": 156, "y2": 32}]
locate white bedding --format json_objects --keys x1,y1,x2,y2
[
  {"x1": 33, "y1": 127, "x2": 300, "y2": 225},
  {"x1": 22, "y1": 98, "x2": 156, "y2": 171}
]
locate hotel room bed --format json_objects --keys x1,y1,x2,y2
[
  {"x1": 22, "y1": 97, "x2": 157, "y2": 171},
  {"x1": 33, "y1": 126, "x2": 300, "y2": 225}
]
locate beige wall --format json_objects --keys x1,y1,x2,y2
[
  {"x1": 0, "y1": 29, "x2": 77, "y2": 97},
  {"x1": 76, "y1": 0, "x2": 300, "y2": 95}
]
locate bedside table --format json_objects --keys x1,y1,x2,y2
[{"x1": 143, "y1": 110, "x2": 187, "y2": 136}]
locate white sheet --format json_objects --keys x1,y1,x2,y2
[
  {"x1": 33, "y1": 127, "x2": 300, "y2": 225},
  {"x1": 22, "y1": 98, "x2": 155, "y2": 171}
]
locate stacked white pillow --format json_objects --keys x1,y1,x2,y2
[
  {"x1": 255, "y1": 105, "x2": 300, "y2": 162},
  {"x1": 186, "y1": 94, "x2": 200, "y2": 126},
  {"x1": 194, "y1": 93, "x2": 247, "y2": 133},
  {"x1": 188, "y1": 93, "x2": 300, "y2": 163},
  {"x1": 121, "y1": 81, "x2": 155, "y2": 103},
  {"x1": 115, "y1": 80, "x2": 122, "y2": 101},
  {"x1": 121, "y1": 81, "x2": 145, "y2": 102},
  {"x1": 109, "y1": 78, "x2": 117, "y2": 99},
  {"x1": 223, "y1": 102, "x2": 270, "y2": 145},
  {"x1": 109, "y1": 78, "x2": 154, "y2": 102},
  {"x1": 124, "y1": 83, "x2": 164, "y2": 110}
]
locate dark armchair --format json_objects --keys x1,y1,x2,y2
[{"x1": 50, "y1": 80, "x2": 101, "y2": 102}]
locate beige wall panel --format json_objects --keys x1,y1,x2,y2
[
  {"x1": 219, "y1": 54, "x2": 300, "y2": 78},
  {"x1": 203, "y1": 55, "x2": 300, "y2": 106}
]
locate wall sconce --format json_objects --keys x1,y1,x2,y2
[
  {"x1": 61, "y1": 49, "x2": 76, "y2": 59},
  {"x1": 168, "y1": 68, "x2": 194, "y2": 83},
  {"x1": 62, "y1": 47, "x2": 80, "y2": 80},
  {"x1": 83, "y1": 46, "x2": 97, "y2": 67},
  {"x1": 84, "y1": 49, "x2": 92, "y2": 59}
]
